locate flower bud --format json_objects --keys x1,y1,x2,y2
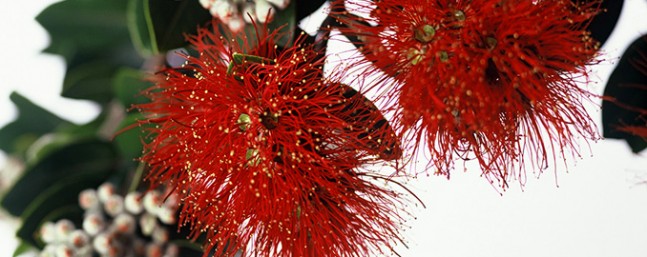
[
  {"x1": 78, "y1": 189, "x2": 100, "y2": 210},
  {"x1": 104, "y1": 195, "x2": 124, "y2": 217},
  {"x1": 83, "y1": 212, "x2": 105, "y2": 236},
  {"x1": 92, "y1": 232, "x2": 113, "y2": 255},
  {"x1": 97, "y1": 183, "x2": 116, "y2": 203},
  {"x1": 255, "y1": 0, "x2": 275, "y2": 23},
  {"x1": 40, "y1": 244, "x2": 57, "y2": 257},
  {"x1": 55, "y1": 219, "x2": 75, "y2": 240},
  {"x1": 151, "y1": 226, "x2": 168, "y2": 243},
  {"x1": 156, "y1": 206, "x2": 176, "y2": 225},
  {"x1": 143, "y1": 191, "x2": 162, "y2": 216},
  {"x1": 54, "y1": 244, "x2": 74, "y2": 257},
  {"x1": 139, "y1": 213, "x2": 157, "y2": 236},
  {"x1": 146, "y1": 243, "x2": 163, "y2": 257},
  {"x1": 164, "y1": 244, "x2": 179, "y2": 257},
  {"x1": 113, "y1": 213, "x2": 136, "y2": 234},
  {"x1": 124, "y1": 191, "x2": 144, "y2": 214},
  {"x1": 68, "y1": 229, "x2": 90, "y2": 248},
  {"x1": 40, "y1": 221, "x2": 57, "y2": 243}
]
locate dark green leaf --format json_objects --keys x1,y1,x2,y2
[
  {"x1": 113, "y1": 68, "x2": 152, "y2": 109},
  {"x1": 0, "y1": 93, "x2": 70, "y2": 156},
  {"x1": 12, "y1": 241, "x2": 34, "y2": 257},
  {"x1": 37, "y1": 0, "x2": 144, "y2": 103},
  {"x1": 602, "y1": 35, "x2": 647, "y2": 152},
  {"x1": 36, "y1": 0, "x2": 131, "y2": 62},
  {"x1": 37, "y1": 0, "x2": 130, "y2": 61},
  {"x1": 128, "y1": 0, "x2": 212, "y2": 55},
  {"x1": 114, "y1": 114, "x2": 147, "y2": 163},
  {"x1": 581, "y1": 0, "x2": 624, "y2": 48},
  {"x1": 296, "y1": 0, "x2": 327, "y2": 21},
  {"x1": 61, "y1": 60, "x2": 119, "y2": 103},
  {"x1": 1, "y1": 139, "x2": 117, "y2": 217},
  {"x1": 127, "y1": 0, "x2": 157, "y2": 56},
  {"x1": 17, "y1": 188, "x2": 84, "y2": 247}
]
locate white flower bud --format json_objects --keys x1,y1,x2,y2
[
  {"x1": 92, "y1": 232, "x2": 112, "y2": 255},
  {"x1": 83, "y1": 212, "x2": 105, "y2": 236},
  {"x1": 242, "y1": 4, "x2": 256, "y2": 23},
  {"x1": 55, "y1": 220, "x2": 75, "y2": 240},
  {"x1": 228, "y1": 14, "x2": 246, "y2": 32},
  {"x1": 113, "y1": 213, "x2": 136, "y2": 234},
  {"x1": 40, "y1": 222, "x2": 57, "y2": 243},
  {"x1": 125, "y1": 191, "x2": 144, "y2": 214},
  {"x1": 54, "y1": 244, "x2": 74, "y2": 257},
  {"x1": 139, "y1": 213, "x2": 157, "y2": 236},
  {"x1": 143, "y1": 191, "x2": 163, "y2": 216},
  {"x1": 104, "y1": 195, "x2": 124, "y2": 217},
  {"x1": 68, "y1": 230, "x2": 90, "y2": 248},
  {"x1": 40, "y1": 244, "x2": 57, "y2": 257},
  {"x1": 79, "y1": 189, "x2": 100, "y2": 210},
  {"x1": 164, "y1": 244, "x2": 179, "y2": 257},
  {"x1": 255, "y1": 0, "x2": 275, "y2": 23},
  {"x1": 211, "y1": 1, "x2": 234, "y2": 21},
  {"x1": 267, "y1": 0, "x2": 290, "y2": 9},
  {"x1": 146, "y1": 243, "x2": 163, "y2": 257},
  {"x1": 75, "y1": 246, "x2": 93, "y2": 257},
  {"x1": 97, "y1": 183, "x2": 116, "y2": 203},
  {"x1": 157, "y1": 206, "x2": 176, "y2": 225},
  {"x1": 151, "y1": 226, "x2": 168, "y2": 243}
]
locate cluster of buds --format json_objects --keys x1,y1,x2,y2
[
  {"x1": 38, "y1": 183, "x2": 180, "y2": 257},
  {"x1": 198, "y1": 0, "x2": 290, "y2": 32}
]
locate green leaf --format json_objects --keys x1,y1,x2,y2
[
  {"x1": 1, "y1": 139, "x2": 117, "y2": 217},
  {"x1": 602, "y1": 35, "x2": 647, "y2": 153},
  {"x1": 61, "y1": 60, "x2": 119, "y2": 103},
  {"x1": 17, "y1": 187, "x2": 85, "y2": 247},
  {"x1": 12, "y1": 241, "x2": 34, "y2": 257},
  {"x1": 113, "y1": 68, "x2": 152, "y2": 109},
  {"x1": 36, "y1": 0, "x2": 131, "y2": 62},
  {"x1": 114, "y1": 114, "x2": 146, "y2": 163},
  {"x1": 37, "y1": 0, "x2": 144, "y2": 103},
  {"x1": 127, "y1": 0, "x2": 157, "y2": 55},
  {"x1": 128, "y1": 0, "x2": 212, "y2": 55},
  {"x1": 0, "y1": 92, "x2": 70, "y2": 156}
]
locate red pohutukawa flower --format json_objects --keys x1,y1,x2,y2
[
  {"x1": 338, "y1": 0, "x2": 601, "y2": 189},
  {"x1": 135, "y1": 23, "x2": 409, "y2": 257}
]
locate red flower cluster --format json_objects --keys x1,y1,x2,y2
[
  {"x1": 339, "y1": 0, "x2": 601, "y2": 188},
  {"x1": 136, "y1": 24, "x2": 407, "y2": 256}
]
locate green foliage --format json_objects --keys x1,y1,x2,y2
[
  {"x1": 37, "y1": 0, "x2": 143, "y2": 104},
  {"x1": 1, "y1": 139, "x2": 117, "y2": 247},
  {"x1": 127, "y1": 0, "x2": 212, "y2": 55},
  {"x1": 602, "y1": 35, "x2": 647, "y2": 153},
  {"x1": 113, "y1": 68, "x2": 152, "y2": 109},
  {"x1": 0, "y1": 93, "x2": 70, "y2": 157}
]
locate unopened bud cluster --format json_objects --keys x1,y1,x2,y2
[
  {"x1": 38, "y1": 183, "x2": 180, "y2": 257},
  {"x1": 198, "y1": 0, "x2": 291, "y2": 32}
]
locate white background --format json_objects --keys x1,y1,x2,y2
[{"x1": 2, "y1": 1, "x2": 647, "y2": 257}]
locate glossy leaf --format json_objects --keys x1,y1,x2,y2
[
  {"x1": 37, "y1": 0, "x2": 143, "y2": 103},
  {"x1": 12, "y1": 241, "x2": 34, "y2": 257},
  {"x1": 0, "y1": 92, "x2": 70, "y2": 156},
  {"x1": 61, "y1": 60, "x2": 120, "y2": 103},
  {"x1": 1, "y1": 139, "x2": 117, "y2": 217},
  {"x1": 36, "y1": 0, "x2": 131, "y2": 62},
  {"x1": 602, "y1": 35, "x2": 647, "y2": 152},
  {"x1": 113, "y1": 68, "x2": 152, "y2": 109},
  {"x1": 114, "y1": 114, "x2": 146, "y2": 163},
  {"x1": 583, "y1": 0, "x2": 624, "y2": 47},
  {"x1": 127, "y1": 0, "x2": 212, "y2": 55}
]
